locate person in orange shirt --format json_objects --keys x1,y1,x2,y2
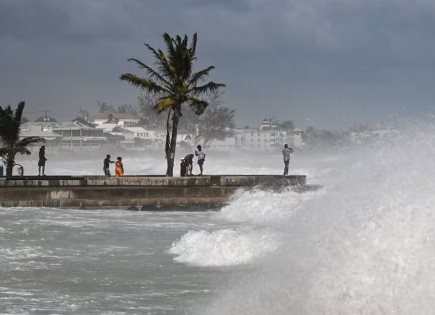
[{"x1": 115, "y1": 157, "x2": 124, "y2": 177}]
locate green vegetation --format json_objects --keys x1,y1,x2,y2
[
  {"x1": 120, "y1": 33, "x2": 225, "y2": 176},
  {"x1": 0, "y1": 102, "x2": 44, "y2": 176}
]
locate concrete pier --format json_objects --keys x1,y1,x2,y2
[{"x1": 0, "y1": 175, "x2": 309, "y2": 210}]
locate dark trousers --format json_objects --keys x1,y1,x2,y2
[
  {"x1": 104, "y1": 167, "x2": 111, "y2": 176},
  {"x1": 283, "y1": 160, "x2": 290, "y2": 176}
]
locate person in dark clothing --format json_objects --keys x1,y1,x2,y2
[
  {"x1": 184, "y1": 153, "x2": 194, "y2": 176},
  {"x1": 103, "y1": 154, "x2": 114, "y2": 176},
  {"x1": 282, "y1": 144, "x2": 294, "y2": 176},
  {"x1": 38, "y1": 146, "x2": 47, "y2": 176},
  {"x1": 195, "y1": 145, "x2": 206, "y2": 175}
]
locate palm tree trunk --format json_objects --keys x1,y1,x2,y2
[
  {"x1": 164, "y1": 109, "x2": 172, "y2": 166},
  {"x1": 6, "y1": 158, "x2": 14, "y2": 177},
  {"x1": 166, "y1": 110, "x2": 180, "y2": 176}
]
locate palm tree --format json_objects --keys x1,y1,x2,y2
[
  {"x1": 120, "y1": 33, "x2": 225, "y2": 176},
  {"x1": 0, "y1": 101, "x2": 44, "y2": 176}
]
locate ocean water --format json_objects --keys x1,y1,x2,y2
[{"x1": 3, "y1": 128, "x2": 435, "y2": 314}]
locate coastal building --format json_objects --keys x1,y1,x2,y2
[
  {"x1": 93, "y1": 113, "x2": 139, "y2": 127},
  {"x1": 52, "y1": 121, "x2": 107, "y2": 149},
  {"x1": 20, "y1": 122, "x2": 62, "y2": 146},
  {"x1": 19, "y1": 115, "x2": 303, "y2": 152},
  {"x1": 228, "y1": 119, "x2": 304, "y2": 152},
  {"x1": 35, "y1": 113, "x2": 58, "y2": 123}
]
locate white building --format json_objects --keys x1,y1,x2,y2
[
  {"x1": 20, "y1": 122, "x2": 62, "y2": 144},
  {"x1": 227, "y1": 119, "x2": 304, "y2": 152},
  {"x1": 125, "y1": 126, "x2": 165, "y2": 149},
  {"x1": 52, "y1": 121, "x2": 107, "y2": 149},
  {"x1": 93, "y1": 113, "x2": 139, "y2": 127}
]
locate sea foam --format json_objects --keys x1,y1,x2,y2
[{"x1": 169, "y1": 228, "x2": 280, "y2": 267}]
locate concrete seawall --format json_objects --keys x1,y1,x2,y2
[{"x1": 0, "y1": 175, "x2": 309, "y2": 210}]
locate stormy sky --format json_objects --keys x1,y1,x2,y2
[{"x1": 2, "y1": 0, "x2": 435, "y2": 129}]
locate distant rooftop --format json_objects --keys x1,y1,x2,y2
[
  {"x1": 93, "y1": 113, "x2": 138, "y2": 120},
  {"x1": 35, "y1": 113, "x2": 57, "y2": 122}
]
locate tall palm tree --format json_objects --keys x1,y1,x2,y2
[
  {"x1": 120, "y1": 33, "x2": 225, "y2": 176},
  {"x1": 0, "y1": 101, "x2": 44, "y2": 176}
]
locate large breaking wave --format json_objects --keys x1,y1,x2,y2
[{"x1": 170, "y1": 123, "x2": 435, "y2": 314}]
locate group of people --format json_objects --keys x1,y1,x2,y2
[
  {"x1": 102, "y1": 145, "x2": 206, "y2": 177},
  {"x1": 180, "y1": 145, "x2": 206, "y2": 176},
  {"x1": 103, "y1": 155, "x2": 124, "y2": 177},
  {"x1": 35, "y1": 143, "x2": 294, "y2": 177},
  {"x1": 36, "y1": 146, "x2": 125, "y2": 177}
]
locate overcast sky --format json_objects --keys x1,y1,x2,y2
[{"x1": 2, "y1": 0, "x2": 435, "y2": 129}]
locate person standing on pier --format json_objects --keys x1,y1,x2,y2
[
  {"x1": 282, "y1": 144, "x2": 294, "y2": 176},
  {"x1": 103, "y1": 154, "x2": 114, "y2": 176},
  {"x1": 38, "y1": 146, "x2": 47, "y2": 176},
  {"x1": 195, "y1": 145, "x2": 206, "y2": 175},
  {"x1": 115, "y1": 156, "x2": 124, "y2": 177}
]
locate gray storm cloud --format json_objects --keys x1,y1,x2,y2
[{"x1": 1, "y1": 0, "x2": 435, "y2": 128}]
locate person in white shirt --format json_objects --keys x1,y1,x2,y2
[
  {"x1": 195, "y1": 145, "x2": 206, "y2": 175},
  {"x1": 282, "y1": 144, "x2": 294, "y2": 176}
]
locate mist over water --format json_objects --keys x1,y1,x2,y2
[
  {"x1": 4, "y1": 124, "x2": 435, "y2": 314},
  {"x1": 190, "y1": 124, "x2": 435, "y2": 314}
]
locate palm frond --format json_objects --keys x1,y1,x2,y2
[
  {"x1": 187, "y1": 97, "x2": 209, "y2": 115},
  {"x1": 120, "y1": 74, "x2": 169, "y2": 94},
  {"x1": 156, "y1": 51, "x2": 177, "y2": 80},
  {"x1": 127, "y1": 58, "x2": 171, "y2": 87},
  {"x1": 14, "y1": 102, "x2": 25, "y2": 124},
  {"x1": 0, "y1": 105, "x2": 14, "y2": 122},
  {"x1": 181, "y1": 35, "x2": 188, "y2": 48},
  {"x1": 144, "y1": 43, "x2": 162, "y2": 61},
  {"x1": 163, "y1": 33, "x2": 176, "y2": 59},
  {"x1": 0, "y1": 102, "x2": 25, "y2": 145},
  {"x1": 189, "y1": 33, "x2": 197, "y2": 57},
  {"x1": 144, "y1": 43, "x2": 177, "y2": 81},
  {"x1": 148, "y1": 46, "x2": 176, "y2": 81},
  {"x1": 16, "y1": 136, "x2": 44, "y2": 147},
  {"x1": 154, "y1": 98, "x2": 175, "y2": 113},
  {"x1": 189, "y1": 66, "x2": 215, "y2": 86},
  {"x1": 190, "y1": 82, "x2": 226, "y2": 95},
  {"x1": 15, "y1": 146, "x2": 31, "y2": 155}
]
